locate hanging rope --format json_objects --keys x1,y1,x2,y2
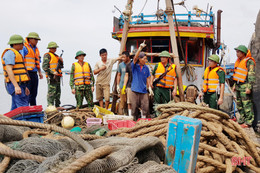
[{"x1": 137, "y1": 0, "x2": 148, "y2": 17}]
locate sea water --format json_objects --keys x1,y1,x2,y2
[{"x1": 0, "y1": 72, "x2": 116, "y2": 114}]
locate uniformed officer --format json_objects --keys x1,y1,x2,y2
[
  {"x1": 199, "y1": 54, "x2": 225, "y2": 109},
  {"x1": 42, "y1": 42, "x2": 63, "y2": 107},
  {"x1": 233, "y1": 45, "x2": 255, "y2": 128},
  {"x1": 70, "y1": 51, "x2": 95, "y2": 109}
]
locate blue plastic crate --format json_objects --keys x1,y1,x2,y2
[{"x1": 13, "y1": 113, "x2": 44, "y2": 123}]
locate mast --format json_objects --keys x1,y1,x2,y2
[
  {"x1": 111, "y1": 0, "x2": 133, "y2": 112},
  {"x1": 165, "y1": 0, "x2": 184, "y2": 101}
]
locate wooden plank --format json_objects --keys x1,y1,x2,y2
[
  {"x1": 165, "y1": 0, "x2": 184, "y2": 101},
  {"x1": 166, "y1": 115, "x2": 202, "y2": 172}
]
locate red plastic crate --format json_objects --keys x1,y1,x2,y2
[
  {"x1": 137, "y1": 118, "x2": 152, "y2": 122},
  {"x1": 4, "y1": 105, "x2": 43, "y2": 118},
  {"x1": 107, "y1": 120, "x2": 136, "y2": 130}
]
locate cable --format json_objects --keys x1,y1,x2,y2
[{"x1": 137, "y1": 0, "x2": 148, "y2": 16}]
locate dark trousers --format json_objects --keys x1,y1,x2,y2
[
  {"x1": 28, "y1": 71, "x2": 39, "y2": 106},
  {"x1": 6, "y1": 82, "x2": 29, "y2": 111}
]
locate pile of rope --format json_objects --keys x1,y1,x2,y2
[
  {"x1": 107, "y1": 102, "x2": 260, "y2": 173},
  {"x1": 0, "y1": 115, "x2": 174, "y2": 173},
  {"x1": 44, "y1": 108, "x2": 95, "y2": 127}
]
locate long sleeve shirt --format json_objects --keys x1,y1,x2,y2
[{"x1": 69, "y1": 62, "x2": 95, "y2": 89}]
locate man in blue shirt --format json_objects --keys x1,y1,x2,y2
[
  {"x1": 22, "y1": 32, "x2": 43, "y2": 105},
  {"x1": 130, "y1": 44, "x2": 153, "y2": 120},
  {"x1": 1, "y1": 35, "x2": 30, "y2": 111},
  {"x1": 117, "y1": 51, "x2": 131, "y2": 115}
]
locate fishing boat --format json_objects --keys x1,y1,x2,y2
[{"x1": 112, "y1": 3, "x2": 222, "y2": 89}]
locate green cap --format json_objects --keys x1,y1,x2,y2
[
  {"x1": 47, "y1": 42, "x2": 59, "y2": 49},
  {"x1": 75, "y1": 51, "x2": 86, "y2": 59},
  {"x1": 8, "y1": 34, "x2": 24, "y2": 45},
  {"x1": 208, "y1": 54, "x2": 220, "y2": 63},
  {"x1": 26, "y1": 32, "x2": 41, "y2": 40},
  {"x1": 159, "y1": 50, "x2": 171, "y2": 58},
  {"x1": 234, "y1": 45, "x2": 248, "y2": 54}
]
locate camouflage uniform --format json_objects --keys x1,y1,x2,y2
[
  {"x1": 235, "y1": 59, "x2": 256, "y2": 125},
  {"x1": 70, "y1": 63, "x2": 95, "y2": 108},
  {"x1": 42, "y1": 53, "x2": 62, "y2": 107},
  {"x1": 203, "y1": 69, "x2": 225, "y2": 109}
]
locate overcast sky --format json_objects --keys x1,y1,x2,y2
[{"x1": 0, "y1": 0, "x2": 259, "y2": 70}]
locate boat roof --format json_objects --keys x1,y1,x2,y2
[{"x1": 112, "y1": 11, "x2": 215, "y2": 39}]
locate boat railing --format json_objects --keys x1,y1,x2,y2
[{"x1": 119, "y1": 11, "x2": 214, "y2": 28}]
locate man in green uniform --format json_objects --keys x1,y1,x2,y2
[
  {"x1": 42, "y1": 42, "x2": 63, "y2": 107},
  {"x1": 70, "y1": 51, "x2": 95, "y2": 109},
  {"x1": 199, "y1": 54, "x2": 225, "y2": 109},
  {"x1": 232, "y1": 45, "x2": 256, "y2": 128},
  {"x1": 151, "y1": 51, "x2": 177, "y2": 104}
]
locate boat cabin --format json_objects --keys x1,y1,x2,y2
[{"x1": 112, "y1": 9, "x2": 219, "y2": 87}]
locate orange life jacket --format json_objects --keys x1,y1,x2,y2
[
  {"x1": 23, "y1": 38, "x2": 40, "y2": 71},
  {"x1": 45, "y1": 52, "x2": 62, "y2": 78},
  {"x1": 1, "y1": 48, "x2": 30, "y2": 83},
  {"x1": 203, "y1": 66, "x2": 224, "y2": 93},
  {"x1": 233, "y1": 50, "x2": 255, "y2": 83},
  {"x1": 154, "y1": 62, "x2": 176, "y2": 89},
  {"x1": 73, "y1": 62, "x2": 91, "y2": 85}
]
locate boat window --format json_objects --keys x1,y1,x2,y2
[
  {"x1": 126, "y1": 40, "x2": 137, "y2": 53},
  {"x1": 176, "y1": 38, "x2": 203, "y2": 65},
  {"x1": 151, "y1": 39, "x2": 169, "y2": 63},
  {"x1": 186, "y1": 40, "x2": 202, "y2": 64}
]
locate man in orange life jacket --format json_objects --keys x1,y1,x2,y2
[
  {"x1": 22, "y1": 32, "x2": 43, "y2": 106},
  {"x1": 151, "y1": 50, "x2": 177, "y2": 105},
  {"x1": 42, "y1": 42, "x2": 63, "y2": 107},
  {"x1": 232, "y1": 45, "x2": 255, "y2": 128},
  {"x1": 1, "y1": 35, "x2": 30, "y2": 110},
  {"x1": 70, "y1": 51, "x2": 95, "y2": 109},
  {"x1": 199, "y1": 54, "x2": 225, "y2": 109}
]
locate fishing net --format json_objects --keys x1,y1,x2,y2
[
  {"x1": 6, "y1": 160, "x2": 39, "y2": 173},
  {"x1": 112, "y1": 157, "x2": 139, "y2": 173},
  {"x1": 77, "y1": 136, "x2": 165, "y2": 173},
  {"x1": 0, "y1": 125, "x2": 24, "y2": 142},
  {"x1": 123, "y1": 161, "x2": 176, "y2": 173},
  {"x1": 7, "y1": 137, "x2": 66, "y2": 157},
  {"x1": 35, "y1": 151, "x2": 73, "y2": 173}
]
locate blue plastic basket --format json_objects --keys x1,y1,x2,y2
[{"x1": 13, "y1": 112, "x2": 44, "y2": 123}]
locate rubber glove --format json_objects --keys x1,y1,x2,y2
[
  {"x1": 148, "y1": 86, "x2": 154, "y2": 96},
  {"x1": 121, "y1": 85, "x2": 126, "y2": 95}
]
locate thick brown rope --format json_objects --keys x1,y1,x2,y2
[
  {"x1": 0, "y1": 142, "x2": 11, "y2": 173},
  {"x1": 23, "y1": 130, "x2": 50, "y2": 138},
  {"x1": 199, "y1": 143, "x2": 238, "y2": 158},
  {"x1": 58, "y1": 146, "x2": 113, "y2": 173},
  {"x1": 118, "y1": 124, "x2": 166, "y2": 138},
  {"x1": 106, "y1": 118, "x2": 169, "y2": 136},
  {"x1": 229, "y1": 120, "x2": 260, "y2": 165},
  {"x1": 0, "y1": 145, "x2": 46, "y2": 162},
  {"x1": 0, "y1": 119, "x2": 93, "y2": 152},
  {"x1": 157, "y1": 102, "x2": 230, "y2": 119}
]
